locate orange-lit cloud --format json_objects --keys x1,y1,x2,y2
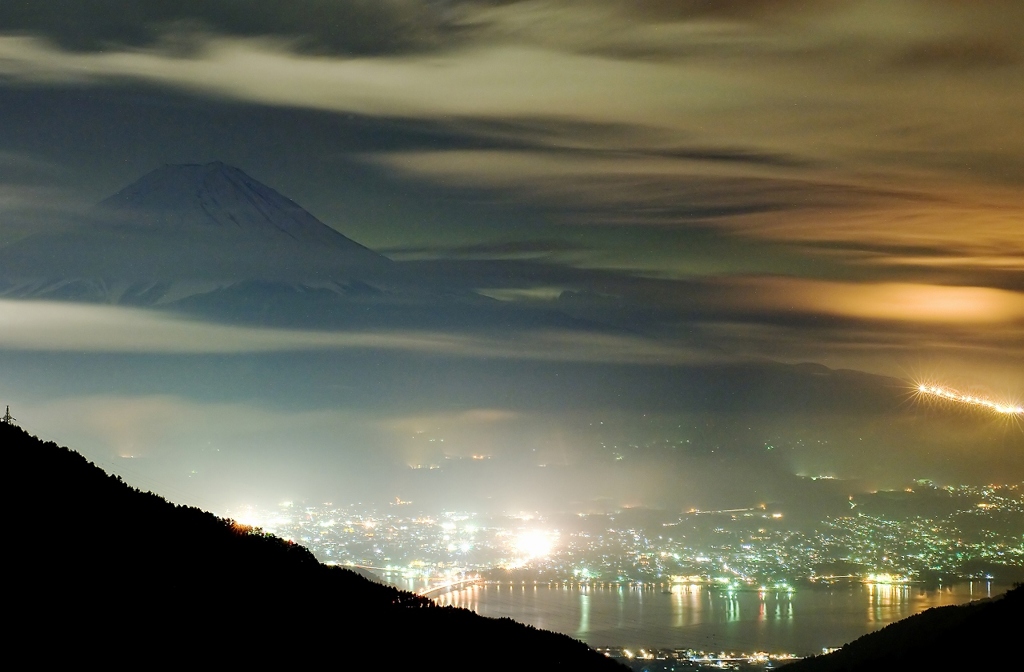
[{"x1": 734, "y1": 279, "x2": 1024, "y2": 324}]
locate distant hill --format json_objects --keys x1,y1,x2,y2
[
  {"x1": 3, "y1": 421, "x2": 624, "y2": 669},
  {"x1": 784, "y1": 584, "x2": 1021, "y2": 671}
]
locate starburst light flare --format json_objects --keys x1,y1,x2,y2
[{"x1": 916, "y1": 384, "x2": 1023, "y2": 416}]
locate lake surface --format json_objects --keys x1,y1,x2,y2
[{"x1": 433, "y1": 581, "x2": 1007, "y2": 654}]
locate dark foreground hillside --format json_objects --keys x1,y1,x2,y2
[
  {"x1": 785, "y1": 584, "x2": 1022, "y2": 671},
  {"x1": 3, "y1": 422, "x2": 623, "y2": 670}
]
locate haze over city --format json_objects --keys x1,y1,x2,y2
[{"x1": 1, "y1": 1, "x2": 1021, "y2": 520}]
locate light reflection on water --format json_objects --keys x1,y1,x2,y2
[{"x1": 432, "y1": 581, "x2": 1004, "y2": 654}]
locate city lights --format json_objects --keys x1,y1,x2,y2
[
  {"x1": 513, "y1": 530, "x2": 557, "y2": 561},
  {"x1": 221, "y1": 481, "x2": 1021, "y2": 598},
  {"x1": 915, "y1": 383, "x2": 1023, "y2": 416}
]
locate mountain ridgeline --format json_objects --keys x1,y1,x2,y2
[
  {"x1": 4, "y1": 422, "x2": 624, "y2": 669},
  {"x1": 785, "y1": 584, "x2": 1022, "y2": 672}
]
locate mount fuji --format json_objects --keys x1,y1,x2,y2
[
  {"x1": 0, "y1": 162, "x2": 424, "y2": 310},
  {"x1": 0, "y1": 159, "x2": 487, "y2": 323},
  {"x1": 99, "y1": 161, "x2": 384, "y2": 254}
]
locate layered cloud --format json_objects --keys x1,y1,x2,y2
[
  {"x1": 0, "y1": 1, "x2": 447, "y2": 55},
  {"x1": 0, "y1": 151, "x2": 88, "y2": 243},
  {"x1": 1, "y1": 0, "x2": 1021, "y2": 391},
  {"x1": 1, "y1": 0, "x2": 1020, "y2": 266},
  {"x1": 0, "y1": 299, "x2": 713, "y2": 364}
]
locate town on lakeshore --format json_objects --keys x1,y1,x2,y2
[{"x1": 225, "y1": 481, "x2": 1021, "y2": 593}]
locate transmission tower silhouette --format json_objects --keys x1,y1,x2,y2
[{"x1": 2, "y1": 405, "x2": 15, "y2": 425}]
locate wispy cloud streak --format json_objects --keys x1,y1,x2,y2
[{"x1": 0, "y1": 300, "x2": 711, "y2": 364}]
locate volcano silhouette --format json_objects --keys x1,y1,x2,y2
[
  {"x1": 0, "y1": 162, "x2": 396, "y2": 304},
  {"x1": 100, "y1": 161, "x2": 380, "y2": 254}
]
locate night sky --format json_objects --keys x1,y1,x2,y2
[{"x1": 0, "y1": 2, "x2": 1021, "y2": 512}]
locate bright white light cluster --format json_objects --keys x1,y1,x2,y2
[
  {"x1": 917, "y1": 384, "x2": 1023, "y2": 416},
  {"x1": 514, "y1": 529, "x2": 557, "y2": 560}
]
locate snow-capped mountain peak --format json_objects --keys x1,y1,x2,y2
[
  {"x1": 99, "y1": 162, "x2": 379, "y2": 255},
  {"x1": 0, "y1": 162, "x2": 395, "y2": 303}
]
